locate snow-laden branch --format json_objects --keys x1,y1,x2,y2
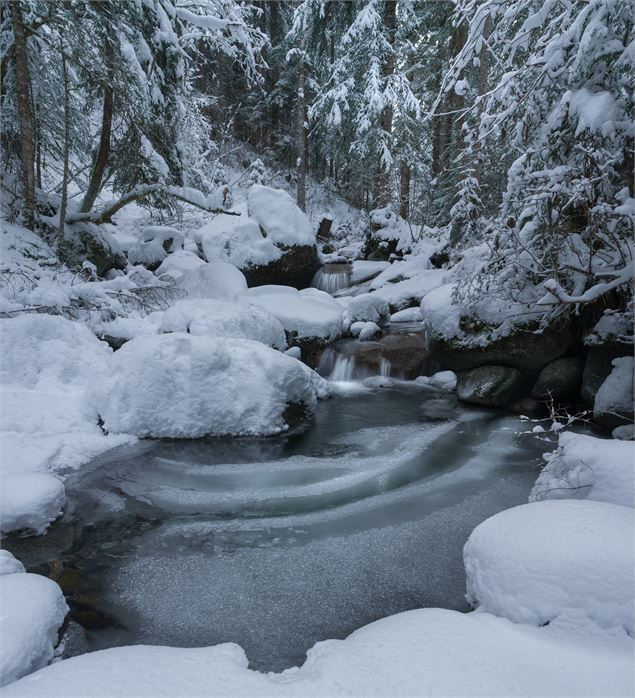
[
  {"x1": 538, "y1": 264, "x2": 634, "y2": 306},
  {"x1": 66, "y1": 185, "x2": 239, "y2": 225}
]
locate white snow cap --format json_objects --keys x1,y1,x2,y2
[
  {"x1": 176, "y1": 261, "x2": 248, "y2": 301},
  {"x1": 247, "y1": 185, "x2": 315, "y2": 246},
  {"x1": 96, "y1": 333, "x2": 318, "y2": 438},
  {"x1": 0, "y1": 473, "x2": 65, "y2": 535},
  {"x1": 160, "y1": 299, "x2": 287, "y2": 350},
  {"x1": 464, "y1": 500, "x2": 634, "y2": 634},
  {"x1": 0, "y1": 572, "x2": 68, "y2": 687}
]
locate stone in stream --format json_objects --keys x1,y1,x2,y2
[
  {"x1": 531, "y1": 357, "x2": 584, "y2": 401},
  {"x1": 243, "y1": 243, "x2": 319, "y2": 289},
  {"x1": 457, "y1": 365, "x2": 527, "y2": 407}
]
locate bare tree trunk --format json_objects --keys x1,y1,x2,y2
[
  {"x1": 399, "y1": 161, "x2": 411, "y2": 219},
  {"x1": 373, "y1": 0, "x2": 397, "y2": 209},
  {"x1": 10, "y1": 1, "x2": 36, "y2": 229},
  {"x1": 80, "y1": 84, "x2": 113, "y2": 213},
  {"x1": 474, "y1": 15, "x2": 492, "y2": 183},
  {"x1": 58, "y1": 42, "x2": 70, "y2": 239},
  {"x1": 296, "y1": 58, "x2": 308, "y2": 211}
]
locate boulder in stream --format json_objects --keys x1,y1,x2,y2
[{"x1": 457, "y1": 365, "x2": 526, "y2": 407}]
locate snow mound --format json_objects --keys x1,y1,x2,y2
[
  {"x1": 529, "y1": 432, "x2": 634, "y2": 507},
  {"x1": 0, "y1": 473, "x2": 65, "y2": 535},
  {"x1": 594, "y1": 356, "x2": 634, "y2": 422},
  {"x1": 0, "y1": 551, "x2": 25, "y2": 576},
  {"x1": 416, "y1": 371, "x2": 458, "y2": 391},
  {"x1": 0, "y1": 314, "x2": 110, "y2": 389},
  {"x1": 4, "y1": 608, "x2": 633, "y2": 696},
  {"x1": 176, "y1": 261, "x2": 248, "y2": 301},
  {"x1": 96, "y1": 333, "x2": 318, "y2": 438},
  {"x1": 390, "y1": 307, "x2": 422, "y2": 322},
  {"x1": 247, "y1": 185, "x2": 315, "y2": 246},
  {"x1": 245, "y1": 286, "x2": 343, "y2": 341},
  {"x1": 160, "y1": 299, "x2": 286, "y2": 350},
  {"x1": 338, "y1": 293, "x2": 390, "y2": 328},
  {"x1": 155, "y1": 250, "x2": 205, "y2": 280},
  {"x1": 0, "y1": 572, "x2": 68, "y2": 687},
  {"x1": 464, "y1": 500, "x2": 634, "y2": 634},
  {"x1": 199, "y1": 204, "x2": 281, "y2": 268}
]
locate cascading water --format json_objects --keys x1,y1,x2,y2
[
  {"x1": 317, "y1": 344, "x2": 395, "y2": 381},
  {"x1": 311, "y1": 263, "x2": 353, "y2": 294}
]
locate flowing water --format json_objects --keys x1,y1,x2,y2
[
  {"x1": 311, "y1": 263, "x2": 353, "y2": 294},
  {"x1": 7, "y1": 384, "x2": 551, "y2": 672}
]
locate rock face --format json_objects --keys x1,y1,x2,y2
[
  {"x1": 531, "y1": 357, "x2": 584, "y2": 401},
  {"x1": 379, "y1": 332, "x2": 432, "y2": 379},
  {"x1": 581, "y1": 344, "x2": 631, "y2": 406},
  {"x1": 243, "y1": 244, "x2": 319, "y2": 289},
  {"x1": 428, "y1": 315, "x2": 576, "y2": 372},
  {"x1": 457, "y1": 366, "x2": 526, "y2": 407}
]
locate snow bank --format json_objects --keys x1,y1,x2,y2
[
  {"x1": 464, "y1": 500, "x2": 635, "y2": 634},
  {"x1": 176, "y1": 261, "x2": 248, "y2": 301},
  {"x1": 0, "y1": 473, "x2": 65, "y2": 535},
  {"x1": 4, "y1": 608, "x2": 633, "y2": 696},
  {"x1": 96, "y1": 333, "x2": 318, "y2": 438},
  {"x1": 530, "y1": 432, "x2": 634, "y2": 507},
  {"x1": 0, "y1": 572, "x2": 67, "y2": 687},
  {"x1": 155, "y1": 250, "x2": 205, "y2": 280},
  {"x1": 247, "y1": 185, "x2": 315, "y2": 247},
  {"x1": 0, "y1": 551, "x2": 25, "y2": 576},
  {"x1": 351, "y1": 260, "x2": 389, "y2": 284},
  {"x1": 245, "y1": 286, "x2": 343, "y2": 341},
  {"x1": 160, "y1": 299, "x2": 286, "y2": 350}
]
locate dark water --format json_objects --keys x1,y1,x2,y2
[{"x1": 6, "y1": 384, "x2": 550, "y2": 672}]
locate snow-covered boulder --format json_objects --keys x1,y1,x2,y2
[
  {"x1": 4, "y1": 607, "x2": 633, "y2": 697},
  {"x1": 176, "y1": 261, "x2": 248, "y2": 301},
  {"x1": 593, "y1": 356, "x2": 634, "y2": 430},
  {"x1": 0, "y1": 571, "x2": 68, "y2": 687},
  {"x1": 155, "y1": 250, "x2": 205, "y2": 281},
  {"x1": 244, "y1": 285, "x2": 344, "y2": 357},
  {"x1": 416, "y1": 370, "x2": 457, "y2": 391},
  {"x1": 338, "y1": 293, "x2": 390, "y2": 330},
  {"x1": 351, "y1": 321, "x2": 381, "y2": 341},
  {"x1": 0, "y1": 314, "x2": 111, "y2": 389},
  {"x1": 0, "y1": 473, "x2": 65, "y2": 535},
  {"x1": 57, "y1": 223, "x2": 126, "y2": 276},
  {"x1": 530, "y1": 432, "x2": 634, "y2": 507},
  {"x1": 390, "y1": 307, "x2": 422, "y2": 323},
  {"x1": 160, "y1": 299, "x2": 286, "y2": 350},
  {"x1": 96, "y1": 333, "x2": 319, "y2": 438},
  {"x1": 0, "y1": 551, "x2": 25, "y2": 576},
  {"x1": 247, "y1": 185, "x2": 314, "y2": 247},
  {"x1": 464, "y1": 500, "x2": 635, "y2": 634}
]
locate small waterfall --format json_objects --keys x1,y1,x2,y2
[
  {"x1": 311, "y1": 263, "x2": 353, "y2": 294},
  {"x1": 317, "y1": 345, "x2": 394, "y2": 381}
]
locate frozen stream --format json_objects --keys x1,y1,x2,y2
[{"x1": 7, "y1": 384, "x2": 550, "y2": 672}]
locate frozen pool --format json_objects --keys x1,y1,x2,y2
[{"x1": 6, "y1": 384, "x2": 551, "y2": 671}]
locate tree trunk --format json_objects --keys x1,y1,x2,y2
[
  {"x1": 373, "y1": 0, "x2": 397, "y2": 209},
  {"x1": 58, "y1": 42, "x2": 70, "y2": 239},
  {"x1": 399, "y1": 161, "x2": 411, "y2": 220},
  {"x1": 296, "y1": 58, "x2": 308, "y2": 211},
  {"x1": 474, "y1": 15, "x2": 492, "y2": 183},
  {"x1": 80, "y1": 84, "x2": 113, "y2": 212},
  {"x1": 10, "y1": 2, "x2": 36, "y2": 229}
]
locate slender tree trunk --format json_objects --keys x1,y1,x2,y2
[
  {"x1": 296, "y1": 58, "x2": 308, "y2": 211},
  {"x1": 58, "y1": 42, "x2": 70, "y2": 239},
  {"x1": 10, "y1": 1, "x2": 36, "y2": 229},
  {"x1": 474, "y1": 15, "x2": 492, "y2": 183},
  {"x1": 80, "y1": 84, "x2": 113, "y2": 212},
  {"x1": 399, "y1": 161, "x2": 411, "y2": 220},
  {"x1": 373, "y1": 0, "x2": 397, "y2": 209}
]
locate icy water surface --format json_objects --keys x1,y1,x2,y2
[{"x1": 8, "y1": 384, "x2": 550, "y2": 671}]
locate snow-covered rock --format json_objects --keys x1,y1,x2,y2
[
  {"x1": 0, "y1": 551, "x2": 25, "y2": 576},
  {"x1": 0, "y1": 473, "x2": 65, "y2": 535},
  {"x1": 529, "y1": 432, "x2": 634, "y2": 507},
  {"x1": 175, "y1": 261, "x2": 248, "y2": 301},
  {"x1": 464, "y1": 500, "x2": 635, "y2": 634},
  {"x1": 154, "y1": 250, "x2": 205, "y2": 280},
  {"x1": 0, "y1": 572, "x2": 68, "y2": 687},
  {"x1": 96, "y1": 333, "x2": 319, "y2": 438},
  {"x1": 338, "y1": 293, "x2": 390, "y2": 329},
  {"x1": 390, "y1": 307, "x2": 422, "y2": 323},
  {"x1": 245, "y1": 286, "x2": 343, "y2": 342},
  {"x1": 247, "y1": 185, "x2": 315, "y2": 247},
  {"x1": 160, "y1": 299, "x2": 286, "y2": 350},
  {"x1": 594, "y1": 356, "x2": 634, "y2": 429},
  {"x1": 351, "y1": 260, "x2": 389, "y2": 285},
  {"x1": 5, "y1": 608, "x2": 632, "y2": 697}
]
